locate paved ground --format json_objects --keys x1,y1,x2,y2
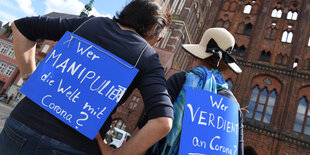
[{"x1": 0, "y1": 102, "x2": 14, "y2": 132}]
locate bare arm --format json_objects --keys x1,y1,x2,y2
[
  {"x1": 12, "y1": 22, "x2": 37, "y2": 78},
  {"x1": 96, "y1": 117, "x2": 172, "y2": 155}
]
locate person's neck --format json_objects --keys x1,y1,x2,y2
[{"x1": 117, "y1": 23, "x2": 137, "y2": 33}]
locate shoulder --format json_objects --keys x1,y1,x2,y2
[{"x1": 167, "y1": 72, "x2": 186, "y2": 103}]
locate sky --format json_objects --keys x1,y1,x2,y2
[{"x1": 0, "y1": 0, "x2": 130, "y2": 25}]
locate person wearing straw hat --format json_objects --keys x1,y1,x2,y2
[
  {"x1": 1, "y1": 0, "x2": 173, "y2": 154},
  {"x1": 146, "y1": 27, "x2": 244, "y2": 155}
]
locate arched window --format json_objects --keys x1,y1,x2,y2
[
  {"x1": 176, "y1": 0, "x2": 186, "y2": 15},
  {"x1": 259, "y1": 51, "x2": 271, "y2": 62},
  {"x1": 223, "y1": 20, "x2": 231, "y2": 29},
  {"x1": 281, "y1": 31, "x2": 293, "y2": 43},
  {"x1": 266, "y1": 23, "x2": 277, "y2": 40},
  {"x1": 232, "y1": 45, "x2": 246, "y2": 57},
  {"x1": 237, "y1": 22, "x2": 245, "y2": 34},
  {"x1": 239, "y1": 46, "x2": 246, "y2": 57},
  {"x1": 271, "y1": 9, "x2": 282, "y2": 18},
  {"x1": 264, "y1": 90, "x2": 276, "y2": 123},
  {"x1": 287, "y1": 11, "x2": 298, "y2": 20},
  {"x1": 232, "y1": 44, "x2": 239, "y2": 55},
  {"x1": 170, "y1": 0, "x2": 179, "y2": 14},
  {"x1": 243, "y1": 4, "x2": 252, "y2": 14},
  {"x1": 226, "y1": 78, "x2": 233, "y2": 90},
  {"x1": 216, "y1": 20, "x2": 224, "y2": 27},
  {"x1": 308, "y1": 36, "x2": 310, "y2": 47},
  {"x1": 244, "y1": 23, "x2": 252, "y2": 35},
  {"x1": 293, "y1": 97, "x2": 310, "y2": 135},
  {"x1": 246, "y1": 86, "x2": 259, "y2": 118},
  {"x1": 276, "y1": 54, "x2": 287, "y2": 65},
  {"x1": 292, "y1": 12, "x2": 298, "y2": 20},
  {"x1": 246, "y1": 86, "x2": 276, "y2": 124}
]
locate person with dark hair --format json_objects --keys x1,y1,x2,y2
[
  {"x1": 0, "y1": 0, "x2": 173, "y2": 154},
  {"x1": 142, "y1": 28, "x2": 244, "y2": 155}
]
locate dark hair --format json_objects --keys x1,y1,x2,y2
[{"x1": 113, "y1": 0, "x2": 170, "y2": 39}]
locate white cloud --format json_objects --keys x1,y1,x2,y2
[
  {"x1": 89, "y1": 8, "x2": 112, "y2": 18},
  {"x1": 0, "y1": 10, "x2": 18, "y2": 23},
  {"x1": 44, "y1": 0, "x2": 84, "y2": 15},
  {"x1": 15, "y1": 0, "x2": 37, "y2": 16},
  {"x1": 44, "y1": 0, "x2": 111, "y2": 18}
]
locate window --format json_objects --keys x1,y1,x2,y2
[
  {"x1": 170, "y1": 0, "x2": 179, "y2": 14},
  {"x1": 232, "y1": 45, "x2": 246, "y2": 57},
  {"x1": 308, "y1": 37, "x2": 310, "y2": 47},
  {"x1": 271, "y1": 9, "x2": 282, "y2": 18},
  {"x1": 303, "y1": 59, "x2": 310, "y2": 70},
  {"x1": 0, "y1": 46, "x2": 8, "y2": 54},
  {"x1": 112, "y1": 119, "x2": 127, "y2": 130},
  {"x1": 42, "y1": 44, "x2": 50, "y2": 53},
  {"x1": 293, "y1": 97, "x2": 310, "y2": 135},
  {"x1": 244, "y1": 23, "x2": 252, "y2": 35},
  {"x1": 266, "y1": 23, "x2": 277, "y2": 40},
  {"x1": 223, "y1": 20, "x2": 231, "y2": 29},
  {"x1": 6, "y1": 48, "x2": 14, "y2": 58},
  {"x1": 243, "y1": 4, "x2": 252, "y2": 14},
  {"x1": 281, "y1": 31, "x2": 293, "y2": 43},
  {"x1": 129, "y1": 96, "x2": 140, "y2": 110},
  {"x1": 14, "y1": 91, "x2": 23, "y2": 101},
  {"x1": 0, "y1": 63, "x2": 7, "y2": 73},
  {"x1": 287, "y1": 11, "x2": 298, "y2": 20},
  {"x1": 236, "y1": 22, "x2": 245, "y2": 34},
  {"x1": 246, "y1": 86, "x2": 276, "y2": 124},
  {"x1": 276, "y1": 54, "x2": 287, "y2": 65},
  {"x1": 163, "y1": 0, "x2": 170, "y2": 8},
  {"x1": 176, "y1": 0, "x2": 186, "y2": 15},
  {"x1": 160, "y1": 29, "x2": 172, "y2": 48},
  {"x1": 4, "y1": 66, "x2": 15, "y2": 77},
  {"x1": 259, "y1": 50, "x2": 271, "y2": 62},
  {"x1": 238, "y1": 46, "x2": 245, "y2": 57}
]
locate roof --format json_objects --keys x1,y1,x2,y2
[{"x1": 43, "y1": 12, "x2": 78, "y2": 18}]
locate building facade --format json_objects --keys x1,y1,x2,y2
[{"x1": 0, "y1": 25, "x2": 20, "y2": 104}]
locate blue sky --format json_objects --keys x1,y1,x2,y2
[{"x1": 0, "y1": 0, "x2": 129, "y2": 25}]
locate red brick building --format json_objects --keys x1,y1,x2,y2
[
  {"x1": 113, "y1": 0, "x2": 310, "y2": 154},
  {"x1": 0, "y1": 24, "x2": 19, "y2": 101}
]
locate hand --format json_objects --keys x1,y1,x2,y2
[{"x1": 95, "y1": 132, "x2": 115, "y2": 155}]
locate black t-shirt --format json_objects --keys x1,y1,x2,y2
[
  {"x1": 165, "y1": 72, "x2": 244, "y2": 155},
  {"x1": 11, "y1": 16, "x2": 173, "y2": 154}
]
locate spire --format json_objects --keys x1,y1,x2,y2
[{"x1": 80, "y1": 0, "x2": 94, "y2": 17}]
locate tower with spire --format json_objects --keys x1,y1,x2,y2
[{"x1": 80, "y1": 0, "x2": 94, "y2": 17}]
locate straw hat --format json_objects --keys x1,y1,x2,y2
[{"x1": 182, "y1": 28, "x2": 242, "y2": 73}]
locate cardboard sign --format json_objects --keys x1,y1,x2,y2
[
  {"x1": 179, "y1": 87, "x2": 239, "y2": 155},
  {"x1": 20, "y1": 32, "x2": 139, "y2": 139}
]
